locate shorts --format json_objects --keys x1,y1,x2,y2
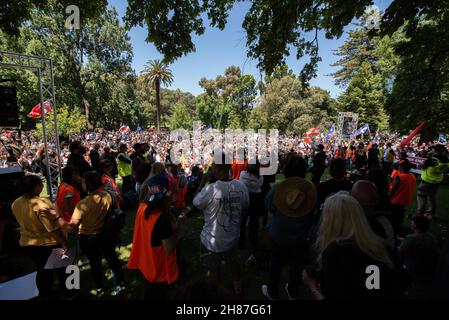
[{"x1": 200, "y1": 243, "x2": 239, "y2": 271}]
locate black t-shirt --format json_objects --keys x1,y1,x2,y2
[
  {"x1": 317, "y1": 179, "x2": 353, "y2": 207},
  {"x1": 151, "y1": 213, "x2": 174, "y2": 247}
]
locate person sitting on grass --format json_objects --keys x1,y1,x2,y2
[
  {"x1": 193, "y1": 153, "x2": 249, "y2": 296},
  {"x1": 70, "y1": 171, "x2": 125, "y2": 297},
  {"x1": 128, "y1": 173, "x2": 186, "y2": 300}
]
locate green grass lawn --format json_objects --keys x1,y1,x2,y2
[{"x1": 7, "y1": 171, "x2": 449, "y2": 299}]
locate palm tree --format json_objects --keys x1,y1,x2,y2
[{"x1": 141, "y1": 59, "x2": 174, "y2": 131}]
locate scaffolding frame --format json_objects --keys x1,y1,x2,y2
[{"x1": 0, "y1": 51, "x2": 62, "y2": 201}]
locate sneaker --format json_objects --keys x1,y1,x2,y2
[
  {"x1": 77, "y1": 256, "x2": 89, "y2": 266},
  {"x1": 284, "y1": 283, "x2": 297, "y2": 300},
  {"x1": 89, "y1": 288, "x2": 104, "y2": 297},
  {"x1": 245, "y1": 254, "x2": 257, "y2": 266},
  {"x1": 261, "y1": 284, "x2": 274, "y2": 300},
  {"x1": 233, "y1": 281, "x2": 242, "y2": 296},
  {"x1": 110, "y1": 285, "x2": 126, "y2": 296}
]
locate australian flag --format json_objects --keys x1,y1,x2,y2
[
  {"x1": 136, "y1": 124, "x2": 142, "y2": 133},
  {"x1": 324, "y1": 124, "x2": 335, "y2": 143}
]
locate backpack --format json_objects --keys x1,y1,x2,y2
[{"x1": 103, "y1": 192, "x2": 126, "y2": 244}]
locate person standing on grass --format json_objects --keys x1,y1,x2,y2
[
  {"x1": 416, "y1": 144, "x2": 449, "y2": 218},
  {"x1": 128, "y1": 174, "x2": 186, "y2": 300},
  {"x1": 311, "y1": 144, "x2": 326, "y2": 185},
  {"x1": 238, "y1": 162, "x2": 264, "y2": 265},
  {"x1": 12, "y1": 175, "x2": 71, "y2": 299},
  {"x1": 89, "y1": 143, "x2": 101, "y2": 172},
  {"x1": 66, "y1": 141, "x2": 92, "y2": 177},
  {"x1": 262, "y1": 155, "x2": 315, "y2": 300},
  {"x1": 116, "y1": 143, "x2": 132, "y2": 194},
  {"x1": 389, "y1": 160, "x2": 417, "y2": 234},
  {"x1": 99, "y1": 159, "x2": 122, "y2": 208},
  {"x1": 193, "y1": 154, "x2": 249, "y2": 296},
  {"x1": 302, "y1": 192, "x2": 403, "y2": 300},
  {"x1": 56, "y1": 166, "x2": 82, "y2": 223},
  {"x1": 70, "y1": 171, "x2": 125, "y2": 297},
  {"x1": 399, "y1": 215, "x2": 439, "y2": 299}
]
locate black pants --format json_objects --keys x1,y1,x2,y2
[
  {"x1": 390, "y1": 204, "x2": 406, "y2": 235},
  {"x1": 312, "y1": 168, "x2": 325, "y2": 184},
  {"x1": 121, "y1": 175, "x2": 133, "y2": 195},
  {"x1": 144, "y1": 281, "x2": 169, "y2": 300},
  {"x1": 239, "y1": 192, "x2": 263, "y2": 250},
  {"x1": 22, "y1": 245, "x2": 67, "y2": 298},
  {"x1": 267, "y1": 240, "x2": 305, "y2": 299},
  {"x1": 79, "y1": 233, "x2": 125, "y2": 289}
]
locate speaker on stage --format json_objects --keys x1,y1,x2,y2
[{"x1": 0, "y1": 85, "x2": 19, "y2": 128}]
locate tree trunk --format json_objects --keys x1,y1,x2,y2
[
  {"x1": 83, "y1": 96, "x2": 93, "y2": 130},
  {"x1": 156, "y1": 79, "x2": 161, "y2": 131}
]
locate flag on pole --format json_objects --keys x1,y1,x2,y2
[
  {"x1": 136, "y1": 124, "x2": 142, "y2": 132},
  {"x1": 373, "y1": 129, "x2": 379, "y2": 143},
  {"x1": 354, "y1": 123, "x2": 370, "y2": 136},
  {"x1": 439, "y1": 133, "x2": 446, "y2": 143},
  {"x1": 119, "y1": 125, "x2": 130, "y2": 133},
  {"x1": 399, "y1": 122, "x2": 425, "y2": 147},
  {"x1": 324, "y1": 124, "x2": 335, "y2": 142},
  {"x1": 306, "y1": 127, "x2": 320, "y2": 137},
  {"x1": 28, "y1": 101, "x2": 52, "y2": 119}
]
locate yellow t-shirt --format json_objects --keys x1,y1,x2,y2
[
  {"x1": 12, "y1": 196, "x2": 61, "y2": 246},
  {"x1": 71, "y1": 191, "x2": 112, "y2": 235}
]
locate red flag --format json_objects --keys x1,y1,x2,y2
[
  {"x1": 304, "y1": 137, "x2": 312, "y2": 144},
  {"x1": 28, "y1": 101, "x2": 52, "y2": 119},
  {"x1": 399, "y1": 122, "x2": 425, "y2": 147},
  {"x1": 119, "y1": 125, "x2": 130, "y2": 133},
  {"x1": 306, "y1": 127, "x2": 320, "y2": 137}
]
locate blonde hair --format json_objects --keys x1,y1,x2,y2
[{"x1": 316, "y1": 191, "x2": 394, "y2": 269}]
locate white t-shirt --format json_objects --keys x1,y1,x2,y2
[
  {"x1": 193, "y1": 180, "x2": 249, "y2": 253},
  {"x1": 239, "y1": 171, "x2": 263, "y2": 193}
]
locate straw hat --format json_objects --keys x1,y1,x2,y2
[{"x1": 273, "y1": 177, "x2": 317, "y2": 217}]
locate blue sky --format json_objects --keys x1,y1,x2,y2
[{"x1": 109, "y1": 0, "x2": 391, "y2": 97}]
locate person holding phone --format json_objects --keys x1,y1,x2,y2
[{"x1": 12, "y1": 175, "x2": 71, "y2": 299}]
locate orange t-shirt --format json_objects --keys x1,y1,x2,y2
[
  {"x1": 232, "y1": 160, "x2": 248, "y2": 180},
  {"x1": 56, "y1": 183, "x2": 81, "y2": 222}
]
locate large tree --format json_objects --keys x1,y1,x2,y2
[
  {"x1": 140, "y1": 59, "x2": 174, "y2": 131},
  {"x1": 197, "y1": 66, "x2": 257, "y2": 129},
  {"x1": 3, "y1": 3, "x2": 135, "y2": 129},
  {"x1": 337, "y1": 61, "x2": 389, "y2": 131},
  {"x1": 249, "y1": 75, "x2": 336, "y2": 135}
]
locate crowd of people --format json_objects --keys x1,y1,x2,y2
[{"x1": 1, "y1": 128, "x2": 449, "y2": 300}]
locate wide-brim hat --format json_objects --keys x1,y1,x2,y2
[{"x1": 273, "y1": 177, "x2": 317, "y2": 217}]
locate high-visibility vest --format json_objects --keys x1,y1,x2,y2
[
  {"x1": 128, "y1": 203, "x2": 179, "y2": 284},
  {"x1": 56, "y1": 183, "x2": 81, "y2": 222},
  {"x1": 391, "y1": 172, "x2": 417, "y2": 206},
  {"x1": 421, "y1": 157, "x2": 449, "y2": 184},
  {"x1": 116, "y1": 153, "x2": 132, "y2": 177}
]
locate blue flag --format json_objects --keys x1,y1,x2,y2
[
  {"x1": 324, "y1": 124, "x2": 335, "y2": 142},
  {"x1": 373, "y1": 129, "x2": 379, "y2": 142},
  {"x1": 136, "y1": 124, "x2": 142, "y2": 132},
  {"x1": 355, "y1": 123, "x2": 370, "y2": 136},
  {"x1": 439, "y1": 133, "x2": 446, "y2": 143}
]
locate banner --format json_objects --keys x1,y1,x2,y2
[
  {"x1": 399, "y1": 122, "x2": 425, "y2": 147},
  {"x1": 439, "y1": 133, "x2": 446, "y2": 143}
]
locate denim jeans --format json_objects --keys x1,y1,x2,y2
[{"x1": 416, "y1": 181, "x2": 439, "y2": 214}]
